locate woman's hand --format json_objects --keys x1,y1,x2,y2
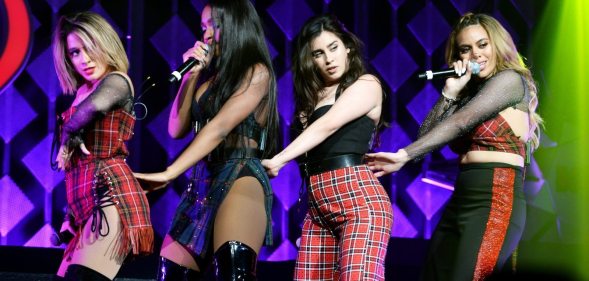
[
  {"x1": 56, "y1": 143, "x2": 90, "y2": 170},
  {"x1": 134, "y1": 171, "x2": 173, "y2": 193},
  {"x1": 261, "y1": 157, "x2": 287, "y2": 178},
  {"x1": 365, "y1": 149, "x2": 410, "y2": 177},
  {"x1": 182, "y1": 40, "x2": 212, "y2": 75},
  {"x1": 443, "y1": 58, "x2": 474, "y2": 100}
]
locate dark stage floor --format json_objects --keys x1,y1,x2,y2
[{"x1": 0, "y1": 238, "x2": 578, "y2": 280}]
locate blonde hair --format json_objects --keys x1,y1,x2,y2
[
  {"x1": 445, "y1": 13, "x2": 543, "y2": 151},
  {"x1": 52, "y1": 11, "x2": 129, "y2": 94}
]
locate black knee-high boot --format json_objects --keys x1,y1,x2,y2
[
  {"x1": 157, "y1": 256, "x2": 202, "y2": 281},
  {"x1": 64, "y1": 264, "x2": 110, "y2": 281},
  {"x1": 214, "y1": 240, "x2": 257, "y2": 281}
]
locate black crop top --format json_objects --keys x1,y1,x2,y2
[
  {"x1": 191, "y1": 87, "x2": 266, "y2": 156},
  {"x1": 306, "y1": 104, "x2": 375, "y2": 163}
]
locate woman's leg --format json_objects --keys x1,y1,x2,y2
[
  {"x1": 62, "y1": 205, "x2": 124, "y2": 280},
  {"x1": 158, "y1": 235, "x2": 202, "y2": 280},
  {"x1": 294, "y1": 214, "x2": 340, "y2": 281},
  {"x1": 212, "y1": 176, "x2": 267, "y2": 279},
  {"x1": 337, "y1": 168, "x2": 393, "y2": 280},
  {"x1": 160, "y1": 235, "x2": 201, "y2": 270}
]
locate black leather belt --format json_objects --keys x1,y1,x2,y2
[
  {"x1": 301, "y1": 154, "x2": 364, "y2": 177},
  {"x1": 210, "y1": 147, "x2": 261, "y2": 162}
]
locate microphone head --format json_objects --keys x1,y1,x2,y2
[{"x1": 469, "y1": 61, "x2": 481, "y2": 75}]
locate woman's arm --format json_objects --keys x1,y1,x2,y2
[
  {"x1": 404, "y1": 70, "x2": 525, "y2": 160},
  {"x1": 168, "y1": 73, "x2": 199, "y2": 138},
  {"x1": 366, "y1": 70, "x2": 526, "y2": 177},
  {"x1": 168, "y1": 42, "x2": 212, "y2": 138},
  {"x1": 56, "y1": 72, "x2": 132, "y2": 170},
  {"x1": 418, "y1": 95, "x2": 458, "y2": 138},
  {"x1": 60, "y1": 73, "x2": 133, "y2": 144},
  {"x1": 136, "y1": 64, "x2": 270, "y2": 185},
  {"x1": 263, "y1": 75, "x2": 382, "y2": 176}
]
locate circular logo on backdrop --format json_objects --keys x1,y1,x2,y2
[{"x1": 0, "y1": 0, "x2": 32, "y2": 94}]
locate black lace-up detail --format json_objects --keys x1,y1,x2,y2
[{"x1": 90, "y1": 170, "x2": 120, "y2": 237}]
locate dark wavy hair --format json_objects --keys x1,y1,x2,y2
[
  {"x1": 206, "y1": 0, "x2": 278, "y2": 157},
  {"x1": 291, "y1": 14, "x2": 368, "y2": 125}
]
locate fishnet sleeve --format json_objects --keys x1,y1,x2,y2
[
  {"x1": 60, "y1": 73, "x2": 133, "y2": 145},
  {"x1": 404, "y1": 70, "x2": 525, "y2": 160}
]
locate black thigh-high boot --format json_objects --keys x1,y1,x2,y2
[
  {"x1": 157, "y1": 256, "x2": 202, "y2": 281},
  {"x1": 214, "y1": 240, "x2": 257, "y2": 281},
  {"x1": 64, "y1": 264, "x2": 110, "y2": 281}
]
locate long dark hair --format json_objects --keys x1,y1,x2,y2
[
  {"x1": 206, "y1": 0, "x2": 278, "y2": 157},
  {"x1": 292, "y1": 14, "x2": 367, "y2": 125}
]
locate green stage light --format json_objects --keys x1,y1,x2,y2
[{"x1": 532, "y1": 0, "x2": 589, "y2": 279}]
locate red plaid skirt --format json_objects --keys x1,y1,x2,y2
[
  {"x1": 64, "y1": 157, "x2": 153, "y2": 260},
  {"x1": 295, "y1": 165, "x2": 393, "y2": 280}
]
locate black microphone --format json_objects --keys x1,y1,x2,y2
[
  {"x1": 418, "y1": 61, "x2": 480, "y2": 80},
  {"x1": 50, "y1": 230, "x2": 74, "y2": 246},
  {"x1": 168, "y1": 58, "x2": 199, "y2": 83},
  {"x1": 168, "y1": 44, "x2": 210, "y2": 83}
]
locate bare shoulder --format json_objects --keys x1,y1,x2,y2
[
  {"x1": 345, "y1": 74, "x2": 382, "y2": 94},
  {"x1": 250, "y1": 63, "x2": 270, "y2": 83},
  {"x1": 357, "y1": 74, "x2": 381, "y2": 84}
]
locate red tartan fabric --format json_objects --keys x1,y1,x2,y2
[
  {"x1": 62, "y1": 107, "x2": 134, "y2": 162},
  {"x1": 468, "y1": 114, "x2": 526, "y2": 157},
  {"x1": 61, "y1": 108, "x2": 153, "y2": 259},
  {"x1": 295, "y1": 165, "x2": 393, "y2": 281}
]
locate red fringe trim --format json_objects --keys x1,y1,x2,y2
[
  {"x1": 63, "y1": 226, "x2": 154, "y2": 263},
  {"x1": 113, "y1": 226, "x2": 154, "y2": 262}
]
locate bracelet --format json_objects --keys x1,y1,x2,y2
[{"x1": 441, "y1": 91, "x2": 457, "y2": 104}]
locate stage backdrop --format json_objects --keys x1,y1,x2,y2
[{"x1": 1, "y1": 0, "x2": 561, "y2": 263}]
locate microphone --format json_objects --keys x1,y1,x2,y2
[
  {"x1": 168, "y1": 44, "x2": 210, "y2": 83},
  {"x1": 418, "y1": 61, "x2": 480, "y2": 80},
  {"x1": 50, "y1": 230, "x2": 74, "y2": 246},
  {"x1": 168, "y1": 58, "x2": 199, "y2": 83}
]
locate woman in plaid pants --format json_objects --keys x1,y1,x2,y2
[{"x1": 263, "y1": 14, "x2": 393, "y2": 281}]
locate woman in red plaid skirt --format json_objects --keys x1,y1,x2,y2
[
  {"x1": 367, "y1": 13, "x2": 543, "y2": 281},
  {"x1": 134, "y1": 0, "x2": 279, "y2": 280},
  {"x1": 52, "y1": 12, "x2": 154, "y2": 281},
  {"x1": 262, "y1": 14, "x2": 393, "y2": 281}
]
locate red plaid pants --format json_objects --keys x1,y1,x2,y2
[{"x1": 295, "y1": 165, "x2": 393, "y2": 280}]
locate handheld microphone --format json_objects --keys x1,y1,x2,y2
[
  {"x1": 168, "y1": 58, "x2": 199, "y2": 83},
  {"x1": 418, "y1": 61, "x2": 480, "y2": 80},
  {"x1": 50, "y1": 230, "x2": 74, "y2": 246},
  {"x1": 168, "y1": 44, "x2": 210, "y2": 83}
]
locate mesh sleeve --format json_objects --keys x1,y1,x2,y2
[
  {"x1": 405, "y1": 70, "x2": 525, "y2": 160},
  {"x1": 60, "y1": 73, "x2": 133, "y2": 145}
]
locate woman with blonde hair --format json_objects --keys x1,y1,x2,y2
[
  {"x1": 52, "y1": 11, "x2": 153, "y2": 281},
  {"x1": 367, "y1": 12, "x2": 542, "y2": 280}
]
